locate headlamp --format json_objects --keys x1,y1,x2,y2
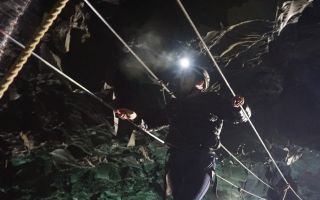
[{"x1": 178, "y1": 57, "x2": 190, "y2": 69}]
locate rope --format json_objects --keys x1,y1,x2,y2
[
  {"x1": 0, "y1": 31, "x2": 165, "y2": 145},
  {"x1": 4, "y1": 32, "x2": 277, "y2": 199},
  {"x1": 0, "y1": 2, "x2": 301, "y2": 198},
  {"x1": 175, "y1": 1, "x2": 303, "y2": 199},
  {"x1": 282, "y1": 190, "x2": 288, "y2": 200},
  {"x1": 175, "y1": 0, "x2": 236, "y2": 97},
  {"x1": 289, "y1": 185, "x2": 301, "y2": 200},
  {"x1": 86, "y1": 0, "x2": 281, "y2": 191},
  {"x1": 7, "y1": 31, "x2": 303, "y2": 199},
  {"x1": 2, "y1": 30, "x2": 281, "y2": 199},
  {"x1": 0, "y1": 0, "x2": 70, "y2": 99},
  {"x1": 82, "y1": 3, "x2": 280, "y2": 194},
  {"x1": 83, "y1": 0, "x2": 175, "y2": 99},
  {"x1": 282, "y1": 185, "x2": 290, "y2": 200},
  {"x1": 215, "y1": 173, "x2": 266, "y2": 200},
  {"x1": 220, "y1": 144, "x2": 273, "y2": 190},
  {"x1": 83, "y1": 0, "x2": 282, "y2": 196}
]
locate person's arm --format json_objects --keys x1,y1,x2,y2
[
  {"x1": 114, "y1": 106, "x2": 169, "y2": 131},
  {"x1": 114, "y1": 108, "x2": 137, "y2": 121},
  {"x1": 230, "y1": 96, "x2": 251, "y2": 124},
  {"x1": 205, "y1": 93, "x2": 251, "y2": 124}
]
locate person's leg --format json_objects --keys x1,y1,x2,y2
[
  {"x1": 190, "y1": 173, "x2": 211, "y2": 200},
  {"x1": 171, "y1": 170, "x2": 211, "y2": 200},
  {"x1": 167, "y1": 151, "x2": 184, "y2": 198},
  {"x1": 168, "y1": 150, "x2": 212, "y2": 200},
  {"x1": 115, "y1": 120, "x2": 133, "y2": 141}
]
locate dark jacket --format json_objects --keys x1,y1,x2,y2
[{"x1": 153, "y1": 92, "x2": 251, "y2": 151}]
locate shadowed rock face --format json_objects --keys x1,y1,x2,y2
[{"x1": 0, "y1": 0, "x2": 319, "y2": 199}]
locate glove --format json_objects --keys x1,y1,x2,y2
[{"x1": 114, "y1": 108, "x2": 137, "y2": 121}]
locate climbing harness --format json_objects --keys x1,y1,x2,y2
[
  {"x1": 175, "y1": 0, "x2": 303, "y2": 199},
  {"x1": 0, "y1": 0, "x2": 70, "y2": 99}
]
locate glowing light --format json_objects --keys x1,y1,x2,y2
[{"x1": 179, "y1": 57, "x2": 190, "y2": 69}]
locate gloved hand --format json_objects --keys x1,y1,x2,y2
[
  {"x1": 233, "y1": 96, "x2": 245, "y2": 108},
  {"x1": 114, "y1": 108, "x2": 137, "y2": 121}
]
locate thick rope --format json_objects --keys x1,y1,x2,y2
[
  {"x1": 2, "y1": 31, "x2": 279, "y2": 198},
  {"x1": 82, "y1": 1, "x2": 281, "y2": 194},
  {"x1": 83, "y1": 2, "x2": 272, "y2": 187},
  {"x1": 0, "y1": 0, "x2": 70, "y2": 99},
  {"x1": 220, "y1": 144, "x2": 273, "y2": 190},
  {"x1": 175, "y1": 1, "x2": 303, "y2": 199},
  {"x1": 3, "y1": 32, "x2": 278, "y2": 198},
  {"x1": 83, "y1": 0, "x2": 175, "y2": 99},
  {"x1": 0, "y1": 31, "x2": 165, "y2": 144},
  {"x1": 215, "y1": 173, "x2": 266, "y2": 200},
  {"x1": 0, "y1": 1, "x2": 300, "y2": 198}
]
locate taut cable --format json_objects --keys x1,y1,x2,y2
[
  {"x1": 0, "y1": 30, "x2": 165, "y2": 144},
  {"x1": 175, "y1": 1, "x2": 302, "y2": 199},
  {"x1": 0, "y1": 0, "x2": 70, "y2": 99},
  {"x1": 83, "y1": 0, "x2": 175, "y2": 98}
]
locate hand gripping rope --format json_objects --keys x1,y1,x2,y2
[
  {"x1": 83, "y1": 0, "x2": 175, "y2": 99},
  {"x1": 175, "y1": 0, "x2": 303, "y2": 199},
  {"x1": 0, "y1": 30, "x2": 165, "y2": 144},
  {"x1": 1, "y1": 31, "x2": 265, "y2": 200},
  {"x1": 82, "y1": 0, "x2": 274, "y2": 192},
  {"x1": 0, "y1": 1, "x2": 302, "y2": 198}
]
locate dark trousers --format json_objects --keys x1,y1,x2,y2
[{"x1": 167, "y1": 149, "x2": 215, "y2": 200}]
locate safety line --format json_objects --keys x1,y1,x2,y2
[
  {"x1": 282, "y1": 187, "x2": 289, "y2": 200},
  {"x1": 175, "y1": 1, "x2": 302, "y2": 199},
  {"x1": 0, "y1": 30, "x2": 165, "y2": 145},
  {"x1": 84, "y1": 0, "x2": 282, "y2": 192},
  {"x1": 82, "y1": 1, "x2": 278, "y2": 194},
  {"x1": 1, "y1": 3, "x2": 298, "y2": 198},
  {"x1": 83, "y1": 0, "x2": 175, "y2": 99},
  {"x1": 220, "y1": 144, "x2": 273, "y2": 190},
  {"x1": 0, "y1": 0, "x2": 31, "y2": 61},
  {"x1": 175, "y1": 0, "x2": 235, "y2": 97},
  {"x1": 82, "y1": 0, "x2": 276, "y2": 189},
  {"x1": 5, "y1": 33, "x2": 267, "y2": 200},
  {"x1": 215, "y1": 173, "x2": 266, "y2": 200}
]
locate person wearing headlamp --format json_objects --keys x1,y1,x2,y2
[{"x1": 115, "y1": 66, "x2": 251, "y2": 200}]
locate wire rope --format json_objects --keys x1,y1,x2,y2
[{"x1": 175, "y1": 1, "x2": 303, "y2": 199}]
